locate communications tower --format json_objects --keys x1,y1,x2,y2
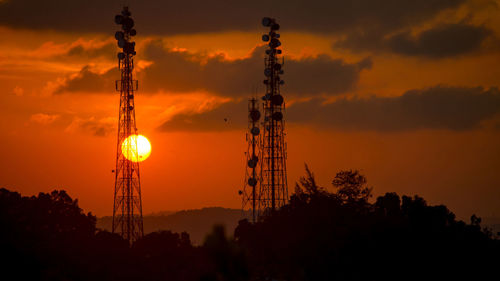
[
  {"x1": 111, "y1": 7, "x2": 143, "y2": 243},
  {"x1": 260, "y1": 17, "x2": 288, "y2": 212},
  {"x1": 242, "y1": 98, "x2": 262, "y2": 222},
  {"x1": 242, "y1": 18, "x2": 288, "y2": 218}
]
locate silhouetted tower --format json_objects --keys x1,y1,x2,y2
[
  {"x1": 112, "y1": 7, "x2": 143, "y2": 243},
  {"x1": 242, "y1": 97, "x2": 262, "y2": 222},
  {"x1": 260, "y1": 17, "x2": 288, "y2": 212}
]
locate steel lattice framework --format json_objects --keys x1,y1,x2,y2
[
  {"x1": 242, "y1": 18, "x2": 288, "y2": 220},
  {"x1": 242, "y1": 98, "x2": 262, "y2": 222},
  {"x1": 112, "y1": 7, "x2": 143, "y2": 243}
]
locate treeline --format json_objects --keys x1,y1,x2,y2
[{"x1": 1, "y1": 167, "x2": 499, "y2": 281}]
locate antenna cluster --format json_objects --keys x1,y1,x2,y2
[
  {"x1": 242, "y1": 98, "x2": 262, "y2": 222},
  {"x1": 242, "y1": 18, "x2": 288, "y2": 221},
  {"x1": 114, "y1": 7, "x2": 137, "y2": 57}
]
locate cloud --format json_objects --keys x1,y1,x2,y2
[
  {"x1": 387, "y1": 23, "x2": 492, "y2": 57},
  {"x1": 54, "y1": 66, "x2": 118, "y2": 94},
  {"x1": 0, "y1": 0, "x2": 464, "y2": 35},
  {"x1": 158, "y1": 86, "x2": 500, "y2": 132},
  {"x1": 54, "y1": 41, "x2": 369, "y2": 96},
  {"x1": 287, "y1": 86, "x2": 500, "y2": 131},
  {"x1": 30, "y1": 113, "x2": 59, "y2": 125},
  {"x1": 336, "y1": 23, "x2": 493, "y2": 58},
  {"x1": 62, "y1": 42, "x2": 116, "y2": 61},
  {"x1": 65, "y1": 116, "x2": 115, "y2": 136},
  {"x1": 158, "y1": 100, "x2": 246, "y2": 132},
  {"x1": 13, "y1": 86, "x2": 24, "y2": 96}
]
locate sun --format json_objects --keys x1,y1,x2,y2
[{"x1": 121, "y1": 134, "x2": 151, "y2": 162}]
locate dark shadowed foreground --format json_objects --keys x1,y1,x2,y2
[{"x1": 1, "y1": 168, "x2": 498, "y2": 281}]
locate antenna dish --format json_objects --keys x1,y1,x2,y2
[
  {"x1": 118, "y1": 52, "x2": 125, "y2": 60},
  {"x1": 270, "y1": 38, "x2": 281, "y2": 48},
  {"x1": 271, "y1": 23, "x2": 280, "y2": 31},
  {"x1": 130, "y1": 29, "x2": 137, "y2": 36},
  {"x1": 248, "y1": 177, "x2": 257, "y2": 186},
  {"x1": 115, "y1": 31, "x2": 124, "y2": 40},
  {"x1": 272, "y1": 112, "x2": 283, "y2": 121},
  {"x1": 115, "y1": 15, "x2": 123, "y2": 24},
  {"x1": 274, "y1": 63, "x2": 282, "y2": 70},
  {"x1": 248, "y1": 159, "x2": 257, "y2": 168},
  {"x1": 264, "y1": 68, "x2": 272, "y2": 77},
  {"x1": 263, "y1": 93, "x2": 271, "y2": 100},
  {"x1": 251, "y1": 127, "x2": 260, "y2": 135},
  {"x1": 121, "y1": 9, "x2": 131, "y2": 17},
  {"x1": 124, "y1": 42, "x2": 135, "y2": 53},
  {"x1": 262, "y1": 17, "x2": 272, "y2": 27},
  {"x1": 250, "y1": 109, "x2": 261, "y2": 121},
  {"x1": 277, "y1": 49, "x2": 282, "y2": 54},
  {"x1": 117, "y1": 38, "x2": 126, "y2": 48},
  {"x1": 122, "y1": 18, "x2": 134, "y2": 30},
  {"x1": 272, "y1": 94, "x2": 284, "y2": 106},
  {"x1": 262, "y1": 34, "x2": 270, "y2": 42}
]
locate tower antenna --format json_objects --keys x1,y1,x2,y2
[
  {"x1": 242, "y1": 94, "x2": 262, "y2": 222},
  {"x1": 111, "y1": 6, "x2": 144, "y2": 243},
  {"x1": 241, "y1": 17, "x2": 288, "y2": 220}
]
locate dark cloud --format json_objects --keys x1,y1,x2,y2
[
  {"x1": 288, "y1": 86, "x2": 500, "y2": 131},
  {"x1": 54, "y1": 66, "x2": 118, "y2": 94},
  {"x1": 387, "y1": 23, "x2": 492, "y2": 57},
  {"x1": 142, "y1": 41, "x2": 370, "y2": 96},
  {"x1": 158, "y1": 86, "x2": 500, "y2": 132},
  {"x1": 56, "y1": 41, "x2": 369, "y2": 96},
  {"x1": 0, "y1": 0, "x2": 464, "y2": 35},
  {"x1": 336, "y1": 23, "x2": 493, "y2": 58},
  {"x1": 49, "y1": 42, "x2": 117, "y2": 63},
  {"x1": 158, "y1": 101, "x2": 247, "y2": 132},
  {"x1": 72, "y1": 117, "x2": 115, "y2": 136},
  {"x1": 64, "y1": 42, "x2": 116, "y2": 60}
]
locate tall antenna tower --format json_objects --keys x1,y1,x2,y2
[
  {"x1": 242, "y1": 98, "x2": 262, "y2": 222},
  {"x1": 242, "y1": 18, "x2": 288, "y2": 218},
  {"x1": 260, "y1": 17, "x2": 288, "y2": 212},
  {"x1": 111, "y1": 7, "x2": 143, "y2": 243}
]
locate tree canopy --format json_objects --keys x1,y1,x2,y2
[{"x1": 1, "y1": 166, "x2": 499, "y2": 281}]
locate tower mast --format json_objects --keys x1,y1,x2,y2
[
  {"x1": 112, "y1": 7, "x2": 143, "y2": 243},
  {"x1": 241, "y1": 18, "x2": 288, "y2": 219},
  {"x1": 260, "y1": 17, "x2": 288, "y2": 212},
  {"x1": 242, "y1": 98, "x2": 262, "y2": 222}
]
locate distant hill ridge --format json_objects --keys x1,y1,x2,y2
[{"x1": 97, "y1": 207, "x2": 248, "y2": 245}]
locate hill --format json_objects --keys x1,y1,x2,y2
[{"x1": 97, "y1": 207, "x2": 248, "y2": 244}]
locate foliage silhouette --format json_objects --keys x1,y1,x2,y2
[
  {"x1": 2, "y1": 164, "x2": 499, "y2": 281},
  {"x1": 235, "y1": 167, "x2": 500, "y2": 281}
]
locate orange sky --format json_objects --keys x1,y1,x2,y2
[{"x1": 1, "y1": 0, "x2": 500, "y2": 219}]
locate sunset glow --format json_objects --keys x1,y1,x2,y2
[{"x1": 121, "y1": 134, "x2": 151, "y2": 162}]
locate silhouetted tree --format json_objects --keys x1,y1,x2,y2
[
  {"x1": 0, "y1": 188, "x2": 98, "y2": 280},
  {"x1": 3, "y1": 165, "x2": 500, "y2": 281},
  {"x1": 235, "y1": 167, "x2": 500, "y2": 281},
  {"x1": 331, "y1": 169, "x2": 372, "y2": 203}
]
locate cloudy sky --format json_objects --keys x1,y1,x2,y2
[{"x1": 1, "y1": 0, "x2": 499, "y2": 218}]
